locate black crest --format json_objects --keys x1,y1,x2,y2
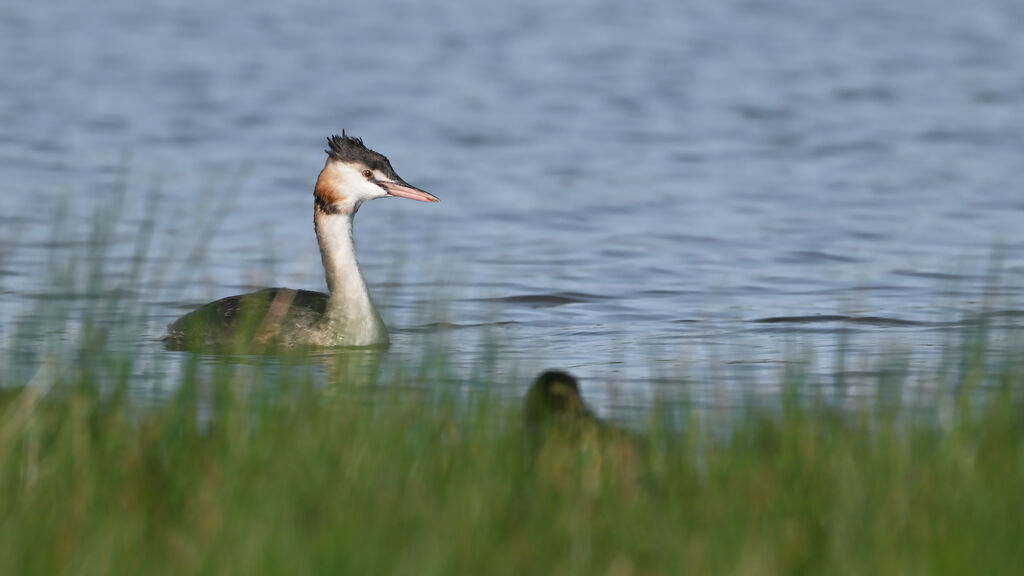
[{"x1": 325, "y1": 131, "x2": 398, "y2": 179}]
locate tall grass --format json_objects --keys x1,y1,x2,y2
[
  {"x1": 1, "y1": 193, "x2": 1022, "y2": 575},
  {"x1": 0, "y1": 327, "x2": 1022, "y2": 574}
]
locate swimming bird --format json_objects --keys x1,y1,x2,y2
[
  {"x1": 164, "y1": 133, "x2": 439, "y2": 350},
  {"x1": 524, "y1": 370, "x2": 643, "y2": 488}
]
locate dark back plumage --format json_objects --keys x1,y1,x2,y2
[{"x1": 163, "y1": 288, "x2": 329, "y2": 351}]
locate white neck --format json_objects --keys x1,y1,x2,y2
[{"x1": 314, "y1": 210, "x2": 388, "y2": 345}]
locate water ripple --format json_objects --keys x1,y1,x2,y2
[{"x1": 466, "y1": 292, "x2": 612, "y2": 308}]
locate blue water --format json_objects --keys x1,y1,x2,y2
[{"x1": 2, "y1": 0, "x2": 1023, "y2": 415}]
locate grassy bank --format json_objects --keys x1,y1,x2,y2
[
  {"x1": 1, "y1": 200, "x2": 1021, "y2": 574},
  {"x1": 0, "y1": 343, "x2": 1022, "y2": 575}
]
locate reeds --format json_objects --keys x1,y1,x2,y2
[{"x1": 0, "y1": 192, "x2": 1021, "y2": 575}]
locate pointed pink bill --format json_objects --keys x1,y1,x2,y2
[{"x1": 382, "y1": 180, "x2": 440, "y2": 202}]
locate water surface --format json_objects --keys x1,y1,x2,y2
[{"x1": 2, "y1": 0, "x2": 1023, "y2": 416}]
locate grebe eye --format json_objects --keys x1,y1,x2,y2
[{"x1": 362, "y1": 169, "x2": 373, "y2": 178}]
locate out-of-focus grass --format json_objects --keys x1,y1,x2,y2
[
  {"x1": 2, "y1": 190, "x2": 1022, "y2": 575},
  {"x1": 0, "y1": 343, "x2": 1021, "y2": 575}
]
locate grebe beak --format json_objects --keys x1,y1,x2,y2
[{"x1": 381, "y1": 179, "x2": 440, "y2": 203}]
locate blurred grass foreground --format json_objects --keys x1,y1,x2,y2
[
  {"x1": 1, "y1": 318, "x2": 1023, "y2": 574},
  {"x1": 2, "y1": 340, "x2": 1022, "y2": 575},
  {"x1": 1, "y1": 204, "x2": 1023, "y2": 575}
]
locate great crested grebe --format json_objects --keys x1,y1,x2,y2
[{"x1": 164, "y1": 132, "x2": 439, "y2": 350}]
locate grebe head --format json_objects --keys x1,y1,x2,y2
[
  {"x1": 315, "y1": 131, "x2": 439, "y2": 215},
  {"x1": 524, "y1": 370, "x2": 589, "y2": 422}
]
